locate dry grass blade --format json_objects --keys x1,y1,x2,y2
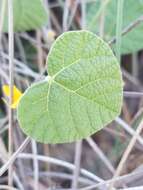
[
  {"x1": 18, "y1": 153, "x2": 104, "y2": 183},
  {"x1": 109, "y1": 119, "x2": 143, "y2": 189},
  {"x1": 124, "y1": 91, "x2": 143, "y2": 98},
  {"x1": 86, "y1": 137, "x2": 115, "y2": 174},
  {"x1": 63, "y1": 0, "x2": 70, "y2": 31},
  {"x1": 0, "y1": 0, "x2": 7, "y2": 42},
  {"x1": 0, "y1": 185, "x2": 19, "y2": 190},
  {"x1": 31, "y1": 140, "x2": 39, "y2": 190},
  {"x1": 115, "y1": 117, "x2": 143, "y2": 146},
  {"x1": 0, "y1": 137, "x2": 30, "y2": 177},
  {"x1": 72, "y1": 140, "x2": 82, "y2": 189},
  {"x1": 8, "y1": 0, "x2": 14, "y2": 185},
  {"x1": 109, "y1": 15, "x2": 143, "y2": 45}
]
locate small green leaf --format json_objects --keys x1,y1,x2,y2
[
  {"x1": 18, "y1": 31, "x2": 123, "y2": 144},
  {"x1": 87, "y1": 0, "x2": 143, "y2": 54},
  {"x1": 1, "y1": 0, "x2": 48, "y2": 32}
]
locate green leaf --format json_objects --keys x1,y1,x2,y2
[
  {"x1": 87, "y1": 0, "x2": 143, "y2": 54},
  {"x1": 1, "y1": 0, "x2": 48, "y2": 32},
  {"x1": 17, "y1": 31, "x2": 123, "y2": 144}
]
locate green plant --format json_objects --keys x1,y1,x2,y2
[
  {"x1": 17, "y1": 30, "x2": 123, "y2": 144},
  {"x1": 1, "y1": 0, "x2": 48, "y2": 32},
  {"x1": 87, "y1": 0, "x2": 143, "y2": 54}
]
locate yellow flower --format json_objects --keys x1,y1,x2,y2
[{"x1": 2, "y1": 85, "x2": 23, "y2": 109}]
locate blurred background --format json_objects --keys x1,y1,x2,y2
[{"x1": 1, "y1": 0, "x2": 143, "y2": 189}]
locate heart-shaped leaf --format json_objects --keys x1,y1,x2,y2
[
  {"x1": 1, "y1": 0, "x2": 48, "y2": 32},
  {"x1": 17, "y1": 31, "x2": 123, "y2": 144}
]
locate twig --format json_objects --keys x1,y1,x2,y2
[
  {"x1": 122, "y1": 69, "x2": 142, "y2": 89},
  {"x1": 31, "y1": 140, "x2": 39, "y2": 190},
  {"x1": 18, "y1": 33, "x2": 48, "y2": 49},
  {"x1": 43, "y1": 0, "x2": 51, "y2": 28},
  {"x1": 72, "y1": 140, "x2": 82, "y2": 189},
  {"x1": 67, "y1": 0, "x2": 80, "y2": 30},
  {"x1": 119, "y1": 187, "x2": 143, "y2": 190},
  {"x1": 50, "y1": 10, "x2": 62, "y2": 33},
  {"x1": 18, "y1": 153, "x2": 104, "y2": 183},
  {"x1": 79, "y1": 169, "x2": 143, "y2": 190},
  {"x1": 81, "y1": 0, "x2": 86, "y2": 29},
  {"x1": 8, "y1": 0, "x2": 14, "y2": 185},
  {"x1": 115, "y1": 117, "x2": 143, "y2": 146},
  {"x1": 0, "y1": 137, "x2": 25, "y2": 190},
  {"x1": 13, "y1": 130, "x2": 25, "y2": 190},
  {"x1": 2, "y1": 63, "x2": 40, "y2": 79},
  {"x1": 0, "y1": 0, "x2": 7, "y2": 42},
  {"x1": 109, "y1": 15, "x2": 143, "y2": 45},
  {"x1": 63, "y1": 0, "x2": 70, "y2": 31},
  {"x1": 86, "y1": 137, "x2": 115, "y2": 174},
  {"x1": 0, "y1": 137, "x2": 30, "y2": 177},
  {"x1": 15, "y1": 34, "x2": 27, "y2": 64},
  {"x1": 0, "y1": 185, "x2": 18, "y2": 190},
  {"x1": 29, "y1": 171, "x2": 95, "y2": 185},
  {"x1": 124, "y1": 91, "x2": 143, "y2": 98},
  {"x1": 109, "y1": 119, "x2": 143, "y2": 189},
  {"x1": 1, "y1": 52, "x2": 41, "y2": 79},
  {"x1": 13, "y1": 174, "x2": 24, "y2": 190},
  {"x1": 0, "y1": 68, "x2": 9, "y2": 82},
  {"x1": 48, "y1": 2, "x2": 60, "y2": 8}
]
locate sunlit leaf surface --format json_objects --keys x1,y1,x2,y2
[{"x1": 18, "y1": 31, "x2": 123, "y2": 144}]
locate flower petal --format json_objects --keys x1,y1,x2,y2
[{"x1": 2, "y1": 85, "x2": 23, "y2": 109}]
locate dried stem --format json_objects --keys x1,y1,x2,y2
[
  {"x1": 72, "y1": 140, "x2": 82, "y2": 189},
  {"x1": 18, "y1": 153, "x2": 104, "y2": 183},
  {"x1": 109, "y1": 119, "x2": 143, "y2": 189},
  {"x1": 0, "y1": 185, "x2": 18, "y2": 190},
  {"x1": 81, "y1": 0, "x2": 86, "y2": 29},
  {"x1": 86, "y1": 137, "x2": 115, "y2": 174},
  {"x1": 109, "y1": 15, "x2": 143, "y2": 45},
  {"x1": 0, "y1": 0, "x2": 7, "y2": 42},
  {"x1": 8, "y1": 0, "x2": 14, "y2": 186},
  {"x1": 63, "y1": 0, "x2": 70, "y2": 31},
  {"x1": 31, "y1": 140, "x2": 39, "y2": 190},
  {"x1": 0, "y1": 137, "x2": 30, "y2": 177}
]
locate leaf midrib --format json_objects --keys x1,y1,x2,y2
[
  {"x1": 53, "y1": 81, "x2": 118, "y2": 113},
  {"x1": 52, "y1": 55, "x2": 115, "y2": 79}
]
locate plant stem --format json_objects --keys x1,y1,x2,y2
[
  {"x1": 8, "y1": 0, "x2": 14, "y2": 186},
  {"x1": 115, "y1": 0, "x2": 124, "y2": 62},
  {"x1": 72, "y1": 140, "x2": 82, "y2": 189},
  {"x1": 0, "y1": 0, "x2": 7, "y2": 42},
  {"x1": 81, "y1": 0, "x2": 86, "y2": 29},
  {"x1": 63, "y1": 0, "x2": 70, "y2": 31},
  {"x1": 109, "y1": 119, "x2": 143, "y2": 189},
  {"x1": 31, "y1": 140, "x2": 39, "y2": 190},
  {"x1": 18, "y1": 152, "x2": 103, "y2": 183},
  {"x1": 99, "y1": 0, "x2": 106, "y2": 38},
  {"x1": 0, "y1": 137, "x2": 30, "y2": 177},
  {"x1": 109, "y1": 15, "x2": 143, "y2": 45}
]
